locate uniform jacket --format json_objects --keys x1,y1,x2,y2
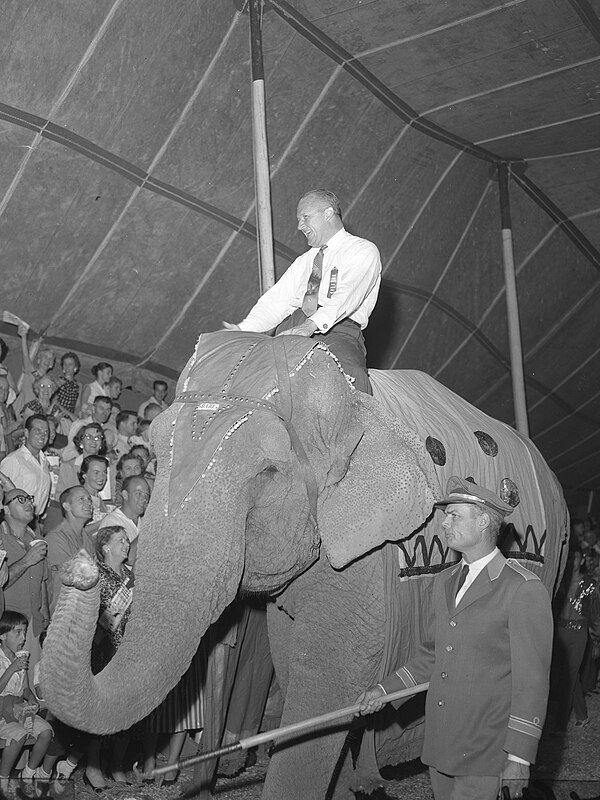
[{"x1": 379, "y1": 551, "x2": 553, "y2": 776}]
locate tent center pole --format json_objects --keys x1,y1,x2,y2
[
  {"x1": 249, "y1": 0, "x2": 275, "y2": 293},
  {"x1": 498, "y1": 162, "x2": 529, "y2": 437}
]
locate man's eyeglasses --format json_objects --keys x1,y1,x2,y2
[{"x1": 7, "y1": 494, "x2": 34, "y2": 505}]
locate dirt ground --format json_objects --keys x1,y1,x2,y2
[{"x1": 47, "y1": 691, "x2": 598, "y2": 799}]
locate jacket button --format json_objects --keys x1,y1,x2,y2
[
  {"x1": 441, "y1": 672, "x2": 447, "y2": 679},
  {"x1": 438, "y1": 700, "x2": 445, "y2": 706},
  {"x1": 446, "y1": 645, "x2": 453, "y2": 652},
  {"x1": 450, "y1": 620, "x2": 457, "y2": 627}
]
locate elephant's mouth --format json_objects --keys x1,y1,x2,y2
[{"x1": 241, "y1": 530, "x2": 320, "y2": 595}]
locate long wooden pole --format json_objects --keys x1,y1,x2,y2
[
  {"x1": 149, "y1": 682, "x2": 429, "y2": 775},
  {"x1": 249, "y1": 0, "x2": 275, "y2": 293},
  {"x1": 498, "y1": 163, "x2": 529, "y2": 437}
]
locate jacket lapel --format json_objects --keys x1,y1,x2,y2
[{"x1": 454, "y1": 551, "x2": 507, "y2": 614}]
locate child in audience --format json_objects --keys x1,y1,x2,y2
[{"x1": 0, "y1": 611, "x2": 53, "y2": 787}]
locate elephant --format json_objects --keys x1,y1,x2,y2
[{"x1": 41, "y1": 331, "x2": 568, "y2": 800}]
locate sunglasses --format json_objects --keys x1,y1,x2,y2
[{"x1": 7, "y1": 494, "x2": 34, "y2": 505}]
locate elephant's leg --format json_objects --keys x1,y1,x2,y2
[{"x1": 263, "y1": 553, "x2": 386, "y2": 800}]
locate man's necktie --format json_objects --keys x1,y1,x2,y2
[
  {"x1": 301, "y1": 245, "x2": 327, "y2": 317},
  {"x1": 455, "y1": 563, "x2": 469, "y2": 602}
]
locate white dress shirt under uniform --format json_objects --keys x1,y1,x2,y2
[{"x1": 238, "y1": 227, "x2": 381, "y2": 334}]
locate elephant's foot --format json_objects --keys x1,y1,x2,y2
[{"x1": 261, "y1": 729, "x2": 355, "y2": 800}]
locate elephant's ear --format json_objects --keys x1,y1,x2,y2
[{"x1": 319, "y1": 394, "x2": 441, "y2": 569}]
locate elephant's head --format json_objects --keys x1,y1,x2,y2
[{"x1": 42, "y1": 332, "x2": 440, "y2": 733}]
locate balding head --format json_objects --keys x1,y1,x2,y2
[{"x1": 296, "y1": 188, "x2": 343, "y2": 248}]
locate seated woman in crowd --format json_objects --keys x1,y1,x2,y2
[
  {"x1": 56, "y1": 424, "x2": 112, "y2": 499},
  {"x1": 0, "y1": 611, "x2": 54, "y2": 788},
  {"x1": 78, "y1": 455, "x2": 109, "y2": 535},
  {"x1": 22, "y1": 376, "x2": 62, "y2": 423},
  {"x1": 86, "y1": 526, "x2": 134, "y2": 789},
  {"x1": 54, "y1": 353, "x2": 83, "y2": 417},
  {"x1": 80, "y1": 363, "x2": 113, "y2": 418}
]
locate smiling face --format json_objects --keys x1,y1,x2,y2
[
  {"x1": 83, "y1": 459, "x2": 108, "y2": 494},
  {"x1": 26, "y1": 418, "x2": 49, "y2": 453},
  {"x1": 80, "y1": 426, "x2": 103, "y2": 456},
  {"x1": 123, "y1": 477, "x2": 150, "y2": 517},
  {"x1": 106, "y1": 530, "x2": 130, "y2": 563},
  {"x1": 36, "y1": 377, "x2": 55, "y2": 404},
  {"x1": 296, "y1": 194, "x2": 338, "y2": 249}
]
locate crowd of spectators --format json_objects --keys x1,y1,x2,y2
[
  {"x1": 1, "y1": 325, "x2": 599, "y2": 795},
  {"x1": 547, "y1": 516, "x2": 600, "y2": 734},
  {"x1": 0, "y1": 328, "x2": 173, "y2": 792}
]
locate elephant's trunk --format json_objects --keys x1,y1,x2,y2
[{"x1": 42, "y1": 431, "x2": 248, "y2": 733}]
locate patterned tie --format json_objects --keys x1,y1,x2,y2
[
  {"x1": 301, "y1": 245, "x2": 327, "y2": 317},
  {"x1": 455, "y1": 563, "x2": 469, "y2": 602}
]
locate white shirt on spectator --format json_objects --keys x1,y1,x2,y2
[{"x1": 0, "y1": 445, "x2": 52, "y2": 516}]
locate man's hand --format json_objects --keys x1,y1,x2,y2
[
  {"x1": 24, "y1": 541, "x2": 48, "y2": 566},
  {"x1": 278, "y1": 320, "x2": 318, "y2": 337},
  {"x1": 222, "y1": 322, "x2": 241, "y2": 331},
  {"x1": 354, "y1": 685, "x2": 386, "y2": 716},
  {"x1": 501, "y1": 759, "x2": 529, "y2": 798},
  {"x1": 12, "y1": 653, "x2": 29, "y2": 673}
]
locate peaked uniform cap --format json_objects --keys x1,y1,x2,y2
[{"x1": 434, "y1": 476, "x2": 514, "y2": 517}]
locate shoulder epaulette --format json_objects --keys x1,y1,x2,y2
[{"x1": 505, "y1": 558, "x2": 540, "y2": 581}]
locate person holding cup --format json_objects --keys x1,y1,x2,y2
[
  {"x1": 0, "y1": 610, "x2": 53, "y2": 788},
  {"x1": 0, "y1": 488, "x2": 49, "y2": 684}
]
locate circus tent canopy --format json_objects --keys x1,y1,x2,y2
[{"x1": 1, "y1": 0, "x2": 599, "y2": 512}]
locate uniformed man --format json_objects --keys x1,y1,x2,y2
[{"x1": 356, "y1": 476, "x2": 553, "y2": 800}]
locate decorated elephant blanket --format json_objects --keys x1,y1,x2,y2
[{"x1": 370, "y1": 368, "x2": 569, "y2": 594}]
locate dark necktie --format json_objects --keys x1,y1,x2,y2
[
  {"x1": 455, "y1": 564, "x2": 469, "y2": 602},
  {"x1": 301, "y1": 245, "x2": 327, "y2": 317}
]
